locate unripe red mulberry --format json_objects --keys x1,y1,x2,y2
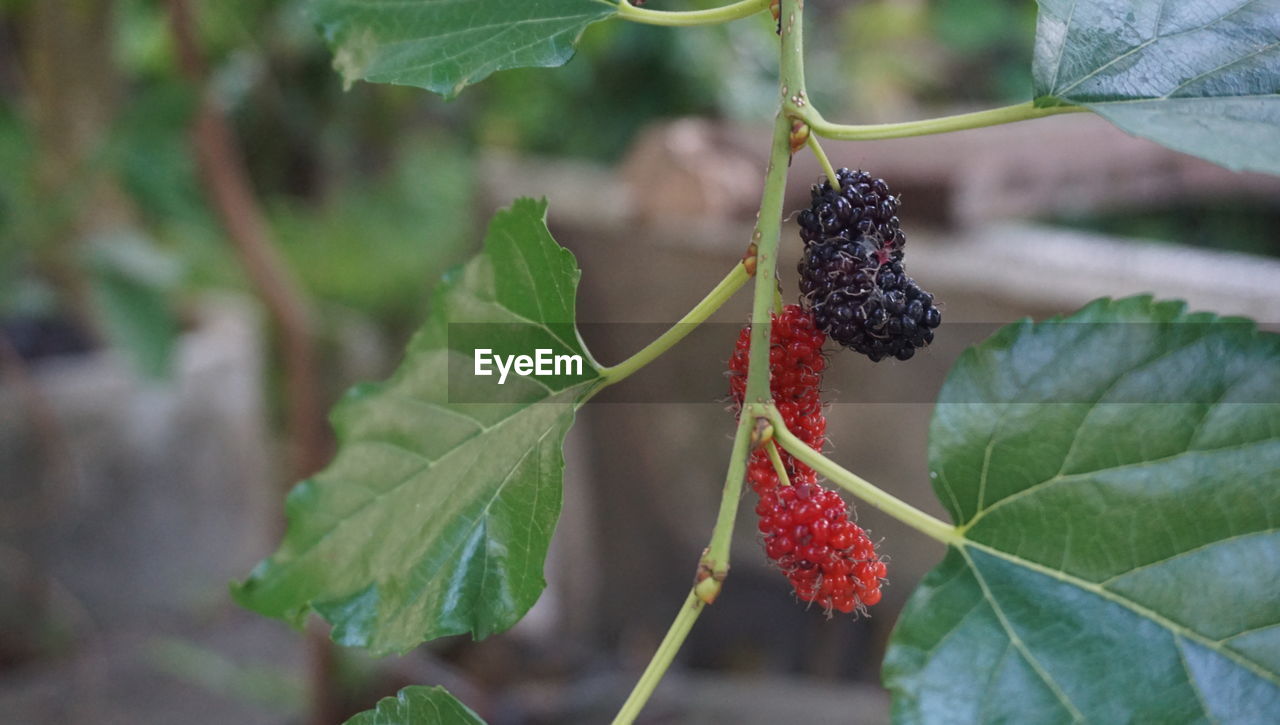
[{"x1": 729, "y1": 305, "x2": 886, "y2": 613}]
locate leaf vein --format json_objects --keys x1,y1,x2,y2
[
  {"x1": 964, "y1": 437, "x2": 1276, "y2": 531},
  {"x1": 1161, "y1": 39, "x2": 1280, "y2": 99},
  {"x1": 1047, "y1": 0, "x2": 1082, "y2": 93},
  {"x1": 1221, "y1": 622, "x2": 1280, "y2": 643},
  {"x1": 1175, "y1": 636, "x2": 1221, "y2": 725},
  {"x1": 389, "y1": 424, "x2": 553, "y2": 637},
  {"x1": 1099, "y1": 528, "x2": 1279, "y2": 589},
  {"x1": 283, "y1": 384, "x2": 587, "y2": 586},
  {"x1": 961, "y1": 547, "x2": 1087, "y2": 722},
  {"x1": 965, "y1": 540, "x2": 1280, "y2": 687},
  {"x1": 1053, "y1": 0, "x2": 1259, "y2": 96}
]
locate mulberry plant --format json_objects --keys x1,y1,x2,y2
[{"x1": 234, "y1": 1, "x2": 1280, "y2": 723}]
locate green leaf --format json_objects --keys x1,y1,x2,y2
[
  {"x1": 233, "y1": 198, "x2": 603, "y2": 654},
  {"x1": 309, "y1": 0, "x2": 619, "y2": 98},
  {"x1": 85, "y1": 230, "x2": 184, "y2": 379},
  {"x1": 886, "y1": 296, "x2": 1280, "y2": 723},
  {"x1": 345, "y1": 686, "x2": 484, "y2": 724},
  {"x1": 1033, "y1": 0, "x2": 1280, "y2": 175}
]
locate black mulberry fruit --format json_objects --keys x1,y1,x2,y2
[
  {"x1": 796, "y1": 170, "x2": 941, "y2": 362},
  {"x1": 797, "y1": 168, "x2": 906, "y2": 262}
]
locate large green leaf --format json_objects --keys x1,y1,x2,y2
[
  {"x1": 234, "y1": 198, "x2": 603, "y2": 654},
  {"x1": 345, "y1": 686, "x2": 484, "y2": 724},
  {"x1": 1033, "y1": 0, "x2": 1280, "y2": 175},
  {"x1": 310, "y1": 0, "x2": 618, "y2": 98},
  {"x1": 886, "y1": 297, "x2": 1280, "y2": 722}
]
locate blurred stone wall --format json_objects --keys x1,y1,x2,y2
[{"x1": 0, "y1": 297, "x2": 275, "y2": 689}]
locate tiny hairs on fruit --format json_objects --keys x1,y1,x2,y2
[
  {"x1": 729, "y1": 305, "x2": 886, "y2": 614},
  {"x1": 797, "y1": 169, "x2": 941, "y2": 362}
]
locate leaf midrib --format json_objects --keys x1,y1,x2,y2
[
  {"x1": 957, "y1": 314, "x2": 1267, "y2": 532},
  {"x1": 960, "y1": 546, "x2": 1086, "y2": 721},
  {"x1": 333, "y1": 1, "x2": 613, "y2": 56},
  {"x1": 279, "y1": 381, "x2": 592, "y2": 587},
  {"x1": 960, "y1": 539, "x2": 1280, "y2": 688},
  {"x1": 381, "y1": 424, "x2": 554, "y2": 647},
  {"x1": 1084, "y1": 93, "x2": 1280, "y2": 106}
]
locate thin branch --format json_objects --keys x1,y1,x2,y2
[
  {"x1": 611, "y1": 2, "x2": 807, "y2": 721},
  {"x1": 166, "y1": 2, "x2": 334, "y2": 723},
  {"x1": 166, "y1": 0, "x2": 327, "y2": 480},
  {"x1": 703, "y1": 110, "x2": 794, "y2": 574},
  {"x1": 610, "y1": 591, "x2": 704, "y2": 725}
]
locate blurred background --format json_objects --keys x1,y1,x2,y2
[{"x1": 1, "y1": 0, "x2": 1278, "y2": 723}]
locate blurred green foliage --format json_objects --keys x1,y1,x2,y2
[
  {"x1": 85, "y1": 229, "x2": 185, "y2": 377},
  {"x1": 3, "y1": 0, "x2": 482, "y2": 343},
  {"x1": 930, "y1": 0, "x2": 1038, "y2": 101},
  {"x1": 8, "y1": 0, "x2": 1251, "y2": 360},
  {"x1": 471, "y1": 10, "x2": 778, "y2": 160},
  {"x1": 0, "y1": 112, "x2": 40, "y2": 313},
  {"x1": 270, "y1": 136, "x2": 475, "y2": 329},
  {"x1": 811, "y1": 0, "x2": 1036, "y2": 119}
]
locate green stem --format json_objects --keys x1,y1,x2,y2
[
  {"x1": 704, "y1": 112, "x2": 795, "y2": 571},
  {"x1": 615, "y1": 0, "x2": 769, "y2": 27},
  {"x1": 704, "y1": 408, "x2": 755, "y2": 574},
  {"x1": 806, "y1": 133, "x2": 840, "y2": 190},
  {"x1": 601, "y1": 262, "x2": 750, "y2": 384},
  {"x1": 610, "y1": 590, "x2": 704, "y2": 725},
  {"x1": 610, "y1": 5, "x2": 806, "y2": 723},
  {"x1": 804, "y1": 101, "x2": 1086, "y2": 141},
  {"x1": 758, "y1": 404, "x2": 962, "y2": 546}
]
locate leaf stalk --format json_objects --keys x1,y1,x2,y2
[
  {"x1": 765, "y1": 439, "x2": 792, "y2": 486},
  {"x1": 804, "y1": 101, "x2": 1086, "y2": 141},
  {"x1": 615, "y1": 0, "x2": 770, "y2": 27},
  {"x1": 601, "y1": 261, "x2": 750, "y2": 385},
  {"x1": 757, "y1": 404, "x2": 962, "y2": 547}
]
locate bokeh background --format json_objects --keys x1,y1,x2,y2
[{"x1": 2, "y1": 1, "x2": 1278, "y2": 723}]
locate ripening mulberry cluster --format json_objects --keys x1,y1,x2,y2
[
  {"x1": 728, "y1": 305, "x2": 886, "y2": 613},
  {"x1": 797, "y1": 169, "x2": 941, "y2": 362}
]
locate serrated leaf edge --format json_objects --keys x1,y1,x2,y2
[
  {"x1": 233, "y1": 198, "x2": 604, "y2": 652},
  {"x1": 915, "y1": 294, "x2": 1280, "y2": 719}
]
